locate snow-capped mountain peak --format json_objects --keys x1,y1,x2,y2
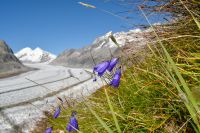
[
  {"x1": 15, "y1": 47, "x2": 56, "y2": 63},
  {"x1": 17, "y1": 47, "x2": 32, "y2": 54},
  {"x1": 105, "y1": 31, "x2": 112, "y2": 37},
  {"x1": 34, "y1": 47, "x2": 43, "y2": 52},
  {"x1": 92, "y1": 28, "x2": 145, "y2": 50}
]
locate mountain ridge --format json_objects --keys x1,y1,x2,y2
[{"x1": 51, "y1": 28, "x2": 149, "y2": 68}]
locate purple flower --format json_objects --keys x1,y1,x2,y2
[
  {"x1": 110, "y1": 68, "x2": 122, "y2": 88},
  {"x1": 53, "y1": 107, "x2": 60, "y2": 119},
  {"x1": 44, "y1": 127, "x2": 52, "y2": 133},
  {"x1": 107, "y1": 58, "x2": 118, "y2": 72},
  {"x1": 93, "y1": 61, "x2": 110, "y2": 76},
  {"x1": 66, "y1": 111, "x2": 79, "y2": 132},
  {"x1": 115, "y1": 68, "x2": 122, "y2": 76}
]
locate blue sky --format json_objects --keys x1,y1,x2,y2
[{"x1": 0, "y1": 0, "x2": 165, "y2": 55}]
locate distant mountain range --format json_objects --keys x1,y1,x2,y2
[
  {"x1": 15, "y1": 47, "x2": 56, "y2": 63},
  {"x1": 51, "y1": 29, "x2": 149, "y2": 68},
  {"x1": 2, "y1": 28, "x2": 150, "y2": 71},
  {"x1": 0, "y1": 40, "x2": 30, "y2": 78}
]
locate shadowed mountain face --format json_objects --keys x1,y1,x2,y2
[
  {"x1": 0, "y1": 40, "x2": 30, "y2": 78},
  {"x1": 51, "y1": 29, "x2": 149, "y2": 68},
  {"x1": 0, "y1": 40, "x2": 20, "y2": 63}
]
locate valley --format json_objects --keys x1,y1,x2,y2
[{"x1": 0, "y1": 63, "x2": 102, "y2": 132}]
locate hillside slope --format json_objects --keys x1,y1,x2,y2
[{"x1": 0, "y1": 40, "x2": 31, "y2": 78}]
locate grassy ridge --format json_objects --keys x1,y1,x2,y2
[
  {"x1": 42, "y1": 20, "x2": 199, "y2": 132},
  {"x1": 40, "y1": 2, "x2": 200, "y2": 132}
]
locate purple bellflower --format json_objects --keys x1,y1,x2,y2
[
  {"x1": 53, "y1": 107, "x2": 61, "y2": 119},
  {"x1": 66, "y1": 111, "x2": 79, "y2": 132},
  {"x1": 107, "y1": 58, "x2": 118, "y2": 72},
  {"x1": 44, "y1": 127, "x2": 52, "y2": 133},
  {"x1": 93, "y1": 61, "x2": 110, "y2": 76},
  {"x1": 110, "y1": 68, "x2": 122, "y2": 88}
]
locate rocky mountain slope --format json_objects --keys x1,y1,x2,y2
[
  {"x1": 51, "y1": 29, "x2": 149, "y2": 68},
  {"x1": 15, "y1": 47, "x2": 56, "y2": 63},
  {"x1": 0, "y1": 40, "x2": 30, "y2": 78}
]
